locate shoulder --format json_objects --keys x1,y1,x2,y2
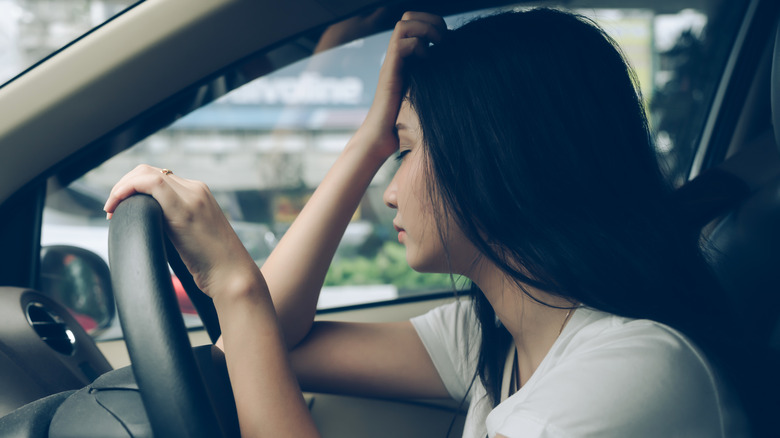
[
  {"x1": 411, "y1": 300, "x2": 480, "y2": 350},
  {"x1": 487, "y1": 308, "x2": 747, "y2": 438},
  {"x1": 559, "y1": 311, "x2": 722, "y2": 405},
  {"x1": 562, "y1": 309, "x2": 712, "y2": 371}
]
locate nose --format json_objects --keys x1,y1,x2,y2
[{"x1": 383, "y1": 175, "x2": 398, "y2": 209}]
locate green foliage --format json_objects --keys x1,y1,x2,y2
[{"x1": 324, "y1": 241, "x2": 460, "y2": 291}]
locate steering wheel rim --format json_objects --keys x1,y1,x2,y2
[{"x1": 108, "y1": 194, "x2": 232, "y2": 437}]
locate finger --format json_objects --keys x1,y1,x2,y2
[
  {"x1": 400, "y1": 11, "x2": 447, "y2": 38},
  {"x1": 392, "y1": 37, "x2": 430, "y2": 59},
  {"x1": 103, "y1": 165, "x2": 183, "y2": 217},
  {"x1": 381, "y1": 26, "x2": 436, "y2": 78},
  {"x1": 376, "y1": 13, "x2": 445, "y2": 92},
  {"x1": 104, "y1": 164, "x2": 149, "y2": 215},
  {"x1": 393, "y1": 17, "x2": 446, "y2": 46}
]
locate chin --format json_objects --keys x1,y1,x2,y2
[{"x1": 406, "y1": 252, "x2": 451, "y2": 274}]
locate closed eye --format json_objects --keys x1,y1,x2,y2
[{"x1": 395, "y1": 149, "x2": 410, "y2": 162}]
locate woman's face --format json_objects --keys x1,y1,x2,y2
[{"x1": 383, "y1": 102, "x2": 476, "y2": 274}]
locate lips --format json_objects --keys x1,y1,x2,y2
[{"x1": 393, "y1": 223, "x2": 406, "y2": 244}]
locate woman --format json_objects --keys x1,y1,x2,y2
[{"x1": 104, "y1": 8, "x2": 751, "y2": 437}]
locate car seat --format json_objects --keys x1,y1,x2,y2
[
  {"x1": 672, "y1": 15, "x2": 780, "y2": 438},
  {"x1": 704, "y1": 19, "x2": 780, "y2": 357}
]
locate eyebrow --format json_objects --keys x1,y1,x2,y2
[{"x1": 395, "y1": 123, "x2": 410, "y2": 132}]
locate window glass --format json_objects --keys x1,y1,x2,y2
[
  {"x1": 41, "y1": 1, "x2": 743, "y2": 339},
  {"x1": 0, "y1": 0, "x2": 138, "y2": 87}
]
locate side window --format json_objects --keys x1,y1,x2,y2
[
  {"x1": 41, "y1": 1, "x2": 742, "y2": 340},
  {"x1": 577, "y1": 6, "x2": 741, "y2": 187},
  {"x1": 92, "y1": 28, "x2": 457, "y2": 309},
  {"x1": 43, "y1": 22, "x2": 456, "y2": 341}
]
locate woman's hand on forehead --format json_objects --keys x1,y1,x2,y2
[
  {"x1": 353, "y1": 11, "x2": 446, "y2": 161},
  {"x1": 392, "y1": 12, "x2": 447, "y2": 57}
]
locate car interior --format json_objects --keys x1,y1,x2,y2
[{"x1": 0, "y1": 0, "x2": 779, "y2": 437}]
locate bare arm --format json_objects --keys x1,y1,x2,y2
[
  {"x1": 261, "y1": 11, "x2": 447, "y2": 349},
  {"x1": 104, "y1": 11, "x2": 449, "y2": 437},
  {"x1": 259, "y1": 141, "x2": 387, "y2": 348},
  {"x1": 290, "y1": 320, "x2": 449, "y2": 399}
]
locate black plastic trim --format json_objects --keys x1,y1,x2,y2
[
  {"x1": 691, "y1": 0, "x2": 780, "y2": 178},
  {"x1": 0, "y1": 183, "x2": 45, "y2": 289}
]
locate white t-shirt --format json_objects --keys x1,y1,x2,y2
[{"x1": 411, "y1": 301, "x2": 748, "y2": 438}]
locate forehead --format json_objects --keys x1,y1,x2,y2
[{"x1": 395, "y1": 100, "x2": 420, "y2": 133}]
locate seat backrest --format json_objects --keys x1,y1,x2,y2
[
  {"x1": 705, "y1": 172, "x2": 780, "y2": 342},
  {"x1": 691, "y1": 17, "x2": 780, "y2": 437},
  {"x1": 704, "y1": 17, "x2": 780, "y2": 346}
]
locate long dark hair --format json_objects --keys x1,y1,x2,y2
[{"x1": 405, "y1": 7, "x2": 747, "y2": 416}]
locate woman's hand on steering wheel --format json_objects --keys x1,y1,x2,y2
[{"x1": 103, "y1": 164, "x2": 258, "y2": 298}]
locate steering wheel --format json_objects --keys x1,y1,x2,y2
[{"x1": 108, "y1": 194, "x2": 238, "y2": 437}]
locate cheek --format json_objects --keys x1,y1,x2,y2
[
  {"x1": 443, "y1": 227, "x2": 481, "y2": 274},
  {"x1": 396, "y1": 158, "x2": 427, "y2": 213},
  {"x1": 406, "y1": 184, "x2": 437, "y2": 238}
]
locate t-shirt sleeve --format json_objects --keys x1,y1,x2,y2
[{"x1": 410, "y1": 301, "x2": 481, "y2": 402}]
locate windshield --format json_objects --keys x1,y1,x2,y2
[{"x1": 0, "y1": 0, "x2": 139, "y2": 87}]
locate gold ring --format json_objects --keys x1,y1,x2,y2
[{"x1": 161, "y1": 168, "x2": 173, "y2": 175}]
